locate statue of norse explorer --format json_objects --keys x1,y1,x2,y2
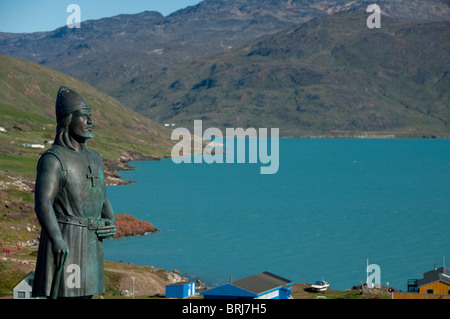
[{"x1": 32, "y1": 86, "x2": 116, "y2": 299}]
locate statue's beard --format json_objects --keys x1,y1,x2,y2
[
  {"x1": 55, "y1": 113, "x2": 88, "y2": 149},
  {"x1": 55, "y1": 113, "x2": 94, "y2": 150}
]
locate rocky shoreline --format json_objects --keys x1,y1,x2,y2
[
  {"x1": 103, "y1": 150, "x2": 165, "y2": 186},
  {"x1": 0, "y1": 150, "x2": 165, "y2": 246},
  {"x1": 113, "y1": 213, "x2": 159, "y2": 238},
  {"x1": 103, "y1": 153, "x2": 162, "y2": 238}
]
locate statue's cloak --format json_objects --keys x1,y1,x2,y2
[{"x1": 32, "y1": 144, "x2": 107, "y2": 298}]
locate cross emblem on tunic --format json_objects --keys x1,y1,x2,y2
[{"x1": 86, "y1": 165, "x2": 99, "y2": 187}]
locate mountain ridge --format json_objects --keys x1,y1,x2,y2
[
  {"x1": 0, "y1": 0, "x2": 449, "y2": 137},
  {"x1": 1, "y1": 0, "x2": 448, "y2": 96},
  {"x1": 124, "y1": 11, "x2": 449, "y2": 137}
]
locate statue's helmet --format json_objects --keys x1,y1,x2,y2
[{"x1": 55, "y1": 86, "x2": 90, "y2": 123}]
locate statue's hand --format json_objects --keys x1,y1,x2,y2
[
  {"x1": 96, "y1": 220, "x2": 116, "y2": 239},
  {"x1": 51, "y1": 236, "x2": 69, "y2": 269}
]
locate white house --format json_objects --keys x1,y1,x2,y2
[
  {"x1": 22, "y1": 143, "x2": 45, "y2": 149},
  {"x1": 13, "y1": 271, "x2": 40, "y2": 299}
]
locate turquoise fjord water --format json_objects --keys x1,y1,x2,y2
[{"x1": 104, "y1": 139, "x2": 450, "y2": 291}]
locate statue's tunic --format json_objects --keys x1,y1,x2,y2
[{"x1": 32, "y1": 144, "x2": 107, "y2": 297}]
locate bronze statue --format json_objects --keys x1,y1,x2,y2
[{"x1": 32, "y1": 87, "x2": 116, "y2": 299}]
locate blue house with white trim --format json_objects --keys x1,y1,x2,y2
[
  {"x1": 165, "y1": 281, "x2": 196, "y2": 298},
  {"x1": 200, "y1": 272, "x2": 293, "y2": 299}
]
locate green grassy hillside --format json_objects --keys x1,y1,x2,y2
[
  {"x1": 0, "y1": 53, "x2": 175, "y2": 177},
  {"x1": 0, "y1": 54, "x2": 175, "y2": 245}
]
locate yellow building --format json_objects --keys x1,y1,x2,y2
[
  {"x1": 416, "y1": 266, "x2": 450, "y2": 295},
  {"x1": 406, "y1": 266, "x2": 450, "y2": 295},
  {"x1": 393, "y1": 266, "x2": 450, "y2": 299}
]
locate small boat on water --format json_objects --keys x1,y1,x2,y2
[{"x1": 311, "y1": 280, "x2": 330, "y2": 292}]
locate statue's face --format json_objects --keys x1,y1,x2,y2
[{"x1": 69, "y1": 108, "x2": 94, "y2": 140}]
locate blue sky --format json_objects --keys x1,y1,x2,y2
[{"x1": 0, "y1": 0, "x2": 203, "y2": 33}]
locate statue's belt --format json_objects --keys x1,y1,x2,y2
[{"x1": 56, "y1": 215, "x2": 106, "y2": 230}]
